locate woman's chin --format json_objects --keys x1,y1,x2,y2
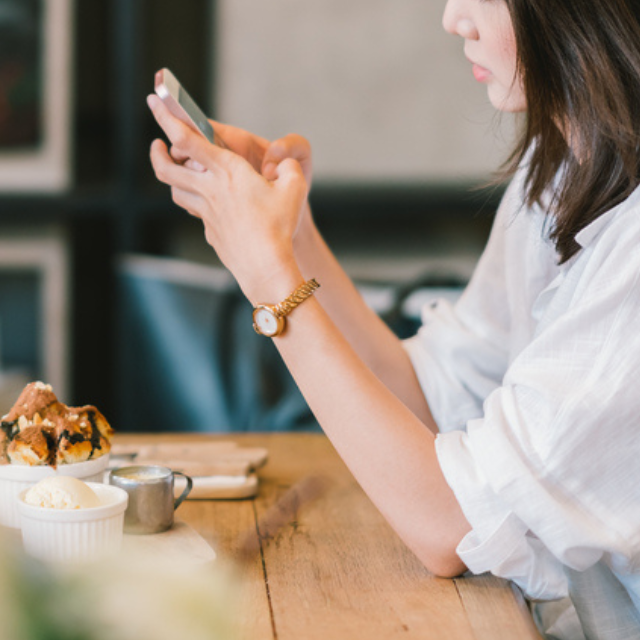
[{"x1": 488, "y1": 87, "x2": 527, "y2": 113}]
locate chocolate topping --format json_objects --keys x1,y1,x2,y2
[
  {"x1": 7, "y1": 425, "x2": 55, "y2": 466},
  {"x1": 87, "y1": 410, "x2": 103, "y2": 458},
  {"x1": 0, "y1": 420, "x2": 18, "y2": 442}
]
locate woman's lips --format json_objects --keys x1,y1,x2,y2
[{"x1": 472, "y1": 63, "x2": 491, "y2": 82}]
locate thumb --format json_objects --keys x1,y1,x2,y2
[
  {"x1": 262, "y1": 134, "x2": 312, "y2": 186},
  {"x1": 274, "y1": 158, "x2": 307, "y2": 195}
]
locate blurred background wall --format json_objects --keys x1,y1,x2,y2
[{"x1": 0, "y1": 0, "x2": 516, "y2": 430}]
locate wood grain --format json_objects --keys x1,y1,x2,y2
[
  {"x1": 115, "y1": 433, "x2": 540, "y2": 639},
  {"x1": 455, "y1": 575, "x2": 543, "y2": 640}
]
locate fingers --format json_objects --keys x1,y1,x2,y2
[
  {"x1": 265, "y1": 134, "x2": 311, "y2": 164},
  {"x1": 169, "y1": 145, "x2": 190, "y2": 165},
  {"x1": 147, "y1": 94, "x2": 225, "y2": 172},
  {"x1": 171, "y1": 186, "x2": 205, "y2": 218},
  {"x1": 212, "y1": 120, "x2": 270, "y2": 155},
  {"x1": 209, "y1": 119, "x2": 272, "y2": 173},
  {"x1": 149, "y1": 140, "x2": 206, "y2": 216},
  {"x1": 169, "y1": 141, "x2": 207, "y2": 172},
  {"x1": 183, "y1": 158, "x2": 207, "y2": 172},
  {"x1": 274, "y1": 157, "x2": 308, "y2": 200},
  {"x1": 149, "y1": 139, "x2": 207, "y2": 193},
  {"x1": 263, "y1": 134, "x2": 312, "y2": 186}
]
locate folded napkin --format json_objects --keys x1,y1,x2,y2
[{"x1": 110, "y1": 441, "x2": 268, "y2": 499}]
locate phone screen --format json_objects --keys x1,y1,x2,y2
[
  {"x1": 175, "y1": 86, "x2": 215, "y2": 144},
  {"x1": 155, "y1": 68, "x2": 216, "y2": 144}
]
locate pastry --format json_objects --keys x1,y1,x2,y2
[
  {"x1": 54, "y1": 422, "x2": 94, "y2": 465},
  {"x1": 56, "y1": 406, "x2": 113, "y2": 465},
  {"x1": 68, "y1": 405, "x2": 115, "y2": 443},
  {"x1": 7, "y1": 425, "x2": 56, "y2": 466},
  {"x1": 1, "y1": 382, "x2": 114, "y2": 467}
]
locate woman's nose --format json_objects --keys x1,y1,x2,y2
[{"x1": 442, "y1": 0, "x2": 478, "y2": 39}]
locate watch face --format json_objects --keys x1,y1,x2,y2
[{"x1": 253, "y1": 306, "x2": 284, "y2": 337}]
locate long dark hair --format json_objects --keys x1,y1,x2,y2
[{"x1": 503, "y1": 0, "x2": 640, "y2": 263}]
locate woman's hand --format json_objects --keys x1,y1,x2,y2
[
  {"x1": 147, "y1": 94, "x2": 308, "y2": 301},
  {"x1": 208, "y1": 122, "x2": 315, "y2": 235},
  {"x1": 216, "y1": 122, "x2": 313, "y2": 193},
  {"x1": 165, "y1": 116, "x2": 313, "y2": 193}
]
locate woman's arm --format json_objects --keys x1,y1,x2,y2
[
  {"x1": 192, "y1": 122, "x2": 433, "y2": 425},
  {"x1": 147, "y1": 96, "x2": 470, "y2": 575},
  {"x1": 293, "y1": 215, "x2": 434, "y2": 426}
]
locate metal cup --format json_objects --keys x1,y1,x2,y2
[{"x1": 109, "y1": 465, "x2": 193, "y2": 535}]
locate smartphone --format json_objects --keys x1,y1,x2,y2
[{"x1": 154, "y1": 68, "x2": 225, "y2": 147}]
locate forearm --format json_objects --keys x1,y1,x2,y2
[
  {"x1": 294, "y1": 215, "x2": 434, "y2": 426},
  {"x1": 247, "y1": 268, "x2": 469, "y2": 576}
]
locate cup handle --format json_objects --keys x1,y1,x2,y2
[{"x1": 173, "y1": 471, "x2": 193, "y2": 509}]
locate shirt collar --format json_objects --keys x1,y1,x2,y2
[
  {"x1": 575, "y1": 184, "x2": 640, "y2": 248},
  {"x1": 574, "y1": 208, "x2": 620, "y2": 248}
]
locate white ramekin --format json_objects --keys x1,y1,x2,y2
[
  {"x1": 0, "y1": 454, "x2": 110, "y2": 529},
  {"x1": 17, "y1": 482, "x2": 128, "y2": 563}
]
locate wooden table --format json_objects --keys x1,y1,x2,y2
[{"x1": 117, "y1": 432, "x2": 542, "y2": 640}]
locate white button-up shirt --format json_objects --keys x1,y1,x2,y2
[{"x1": 404, "y1": 167, "x2": 640, "y2": 614}]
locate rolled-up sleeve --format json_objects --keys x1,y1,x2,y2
[{"x1": 436, "y1": 428, "x2": 568, "y2": 599}]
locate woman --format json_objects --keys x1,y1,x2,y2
[{"x1": 149, "y1": 0, "x2": 640, "y2": 637}]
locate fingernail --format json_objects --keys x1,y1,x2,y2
[{"x1": 263, "y1": 162, "x2": 277, "y2": 178}]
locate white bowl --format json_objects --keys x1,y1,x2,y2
[
  {"x1": 17, "y1": 482, "x2": 128, "y2": 563},
  {"x1": 0, "y1": 455, "x2": 110, "y2": 529}
]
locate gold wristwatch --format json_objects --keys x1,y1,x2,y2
[{"x1": 252, "y1": 278, "x2": 320, "y2": 337}]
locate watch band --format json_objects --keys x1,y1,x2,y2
[{"x1": 272, "y1": 278, "x2": 320, "y2": 318}]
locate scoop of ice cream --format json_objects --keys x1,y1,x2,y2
[{"x1": 24, "y1": 476, "x2": 101, "y2": 509}]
